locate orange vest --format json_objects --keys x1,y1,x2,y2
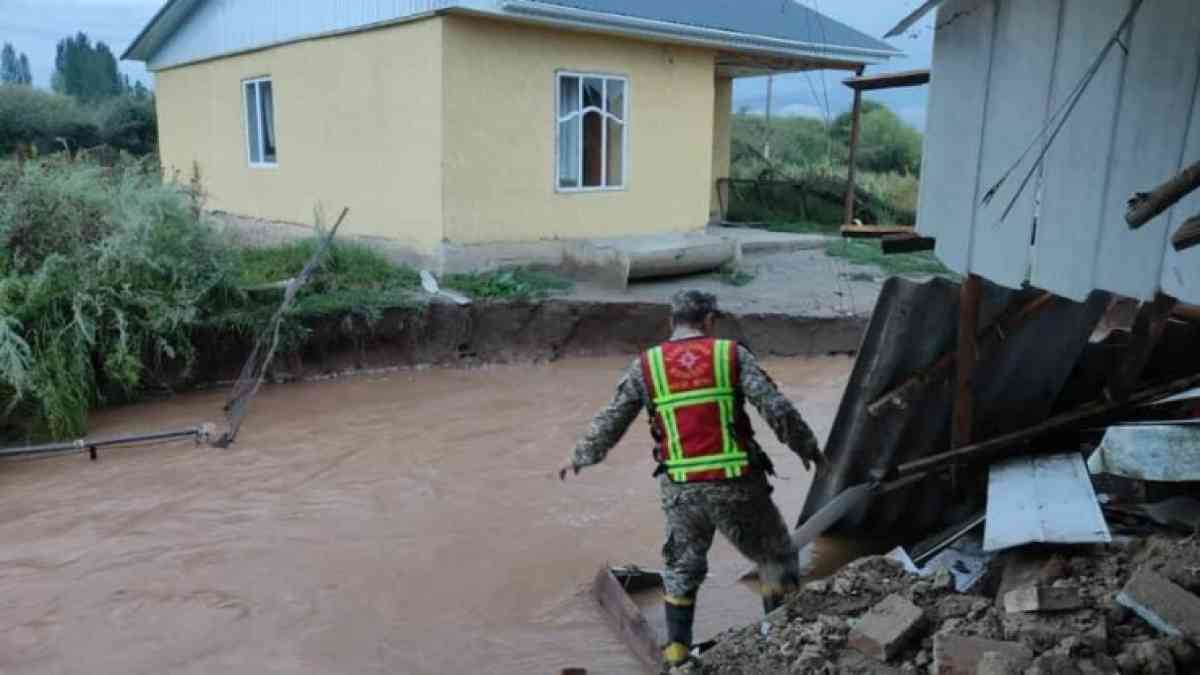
[{"x1": 640, "y1": 338, "x2": 753, "y2": 482}]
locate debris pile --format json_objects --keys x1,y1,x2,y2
[{"x1": 702, "y1": 536, "x2": 1200, "y2": 674}]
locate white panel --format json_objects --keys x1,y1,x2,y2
[
  {"x1": 1031, "y1": 0, "x2": 1132, "y2": 302},
  {"x1": 148, "y1": 0, "x2": 472, "y2": 70},
  {"x1": 1160, "y1": 76, "x2": 1200, "y2": 304},
  {"x1": 917, "y1": 0, "x2": 997, "y2": 274},
  {"x1": 1093, "y1": 0, "x2": 1200, "y2": 301},
  {"x1": 968, "y1": 0, "x2": 1062, "y2": 289},
  {"x1": 983, "y1": 453, "x2": 1111, "y2": 552}
]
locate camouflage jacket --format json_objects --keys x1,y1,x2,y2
[{"x1": 569, "y1": 329, "x2": 821, "y2": 472}]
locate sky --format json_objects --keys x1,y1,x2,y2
[{"x1": 1, "y1": 0, "x2": 935, "y2": 127}]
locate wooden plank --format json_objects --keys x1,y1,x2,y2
[
  {"x1": 969, "y1": 0, "x2": 1063, "y2": 290},
  {"x1": 919, "y1": 0, "x2": 997, "y2": 268},
  {"x1": 1173, "y1": 215, "x2": 1200, "y2": 252},
  {"x1": 897, "y1": 370, "x2": 1200, "y2": 478},
  {"x1": 1094, "y1": 0, "x2": 1200, "y2": 301},
  {"x1": 953, "y1": 275, "x2": 982, "y2": 447},
  {"x1": 841, "y1": 224, "x2": 914, "y2": 238},
  {"x1": 1127, "y1": 160, "x2": 1200, "y2": 228},
  {"x1": 983, "y1": 453, "x2": 1111, "y2": 552},
  {"x1": 592, "y1": 567, "x2": 660, "y2": 673},
  {"x1": 882, "y1": 234, "x2": 936, "y2": 254},
  {"x1": 1032, "y1": 0, "x2": 1133, "y2": 303},
  {"x1": 843, "y1": 69, "x2": 931, "y2": 91}
]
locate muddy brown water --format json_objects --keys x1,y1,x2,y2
[{"x1": 0, "y1": 356, "x2": 864, "y2": 674}]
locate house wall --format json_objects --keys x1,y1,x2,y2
[
  {"x1": 440, "y1": 14, "x2": 717, "y2": 244},
  {"x1": 711, "y1": 76, "x2": 734, "y2": 219},
  {"x1": 917, "y1": 0, "x2": 1200, "y2": 304},
  {"x1": 155, "y1": 18, "x2": 445, "y2": 250}
]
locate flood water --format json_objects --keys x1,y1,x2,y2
[{"x1": 0, "y1": 355, "x2": 857, "y2": 674}]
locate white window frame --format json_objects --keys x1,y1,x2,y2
[
  {"x1": 242, "y1": 76, "x2": 277, "y2": 169},
  {"x1": 555, "y1": 70, "x2": 629, "y2": 193}
]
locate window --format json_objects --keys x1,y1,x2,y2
[
  {"x1": 556, "y1": 72, "x2": 627, "y2": 191},
  {"x1": 243, "y1": 77, "x2": 277, "y2": 167}
]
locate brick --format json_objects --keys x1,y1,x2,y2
[
  {"x1": 932, "y1": 634, "x2": 1033, "y2": 675},
  {"x1": 1117, "y1": 567, "x2": 1200, "y2": 643},
  {"x1": 995, "y1": 550, "x2": 1068, "y2": 605},
  {"x1": 1004, "y1": 585, "x2": 1083, "y2": 614},
  {"x1": 846, "y1": 594, "x2": 925, "y2": 662}
]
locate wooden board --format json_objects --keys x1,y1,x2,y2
[
  {"x1": 592, "y1": 567, "x2": 660, "y2": 673},
  {"x1": 983, "y1": 453, "x2": 1112, "y2": 552}
]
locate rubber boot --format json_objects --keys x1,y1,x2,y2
[
  {"x1": 762, "y1": 592, "x2": 785, "y2": 616},
  {"x1": 662, "y1": 596, "x2": 696, "y2": 671}
]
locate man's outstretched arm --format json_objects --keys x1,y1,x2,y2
[
  {"x1": 562, "y1": 360, "x2": 645, "y2": 478},
  {"x1": 737, "y1": 346, "x2": 823, "y2": 470}
]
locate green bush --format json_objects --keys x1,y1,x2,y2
[
  {"x1": 0, "y1": 154, "x2": 237, "y2": 439},
  {"x1": 0, "y1": 86, "x2": 157, "y2": 156}
]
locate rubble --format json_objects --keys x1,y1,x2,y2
[
  {"x1": 1003, "y1": 585, "x2": 1083, "y2": 614},
  {"x1": 698, "y1": 536, "x2": 1200, "y2": 675},
  {"x1": 847, "y1": 594, "x2": 925, "y2": 661},
  {"x1": 1118, "y1": 569, "x2": 1200, "y2": 643}
]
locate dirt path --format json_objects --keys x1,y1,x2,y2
[{"x1": 0, "y1": 356, "x2": 853, "y2": 674}]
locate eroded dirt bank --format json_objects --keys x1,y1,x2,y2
[{"x1": 0, "y1": 355, "x2": 853, "y2": 675}]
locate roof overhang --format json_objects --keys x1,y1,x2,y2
[
  {"x1": 122, "y1": 0, "x2": 196, "y2": 61},
  {"x1": 501, "y1": 0, "x2": 900, "y2": 66}
]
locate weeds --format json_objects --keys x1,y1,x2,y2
[
  {"x1": 443, "y1": 267, "x2": 572, "y2": 300},
  {"x1": 825, "y1": 238, "x2": 951, "y2": 278},
  {"x1": 719, "y1": 264, "x2": 756, "y2": 287}
]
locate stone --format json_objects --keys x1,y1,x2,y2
[
  {"x1": 976, "y1": 650, "x2": 1022, "y2": 675},
  {"x1": 994, "y1": 550, "x2": 1069, "y2": 606},
  {"x1": 1117, "y1": 568, "x2": 1200, "y2": 643},
  {"x1": 1116, "y1": 641, "x2": 1177, "y2": 675},
  {"x1": 1026, "y1": 653, "x2": 1082, "y2": 675},
  {"x1": 846, "y1": 594, "x2": 926, "y2": 662},
  {"x1": 931, "y1": 634, "x2": 1032, "y2": 675},
  {"x1": 936, "y1": 596, "x2": 976, "y2": 621},
  {"x1": 1004, "y1": 585, "x2": 1084, "y2": 614}
]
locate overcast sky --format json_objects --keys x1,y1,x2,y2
[{"x1": 1, "y1": 0, "x2": 934, "y2": 127}]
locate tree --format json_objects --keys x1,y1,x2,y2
[
  {"x1": 1, "y1": 43, "x2": 32, "y2": 86},
  {"x1": 833, "y1": 101, "x2": 922, "y2": 175},
  {"x1": 52, "y1": 32, "x2": 122, "y2": 101}
]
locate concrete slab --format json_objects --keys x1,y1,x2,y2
[{"x1": 707, "y1": 226, "x2": 832, "y2": 254}]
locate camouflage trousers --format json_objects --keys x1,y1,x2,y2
[{"x1": 657, "y1": 472, "x2": 800, "y2": 599}]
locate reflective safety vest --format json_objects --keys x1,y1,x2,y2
[{"x1": 640, "y1": 337, "x2": 754, "y2": 482}]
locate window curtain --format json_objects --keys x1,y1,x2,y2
[
  {"x1": 558, "y1": 76, "x2": 580, "y2": 188},
  {"x1": 259, "y1": 81, "x2": 276, "y2": 162}
]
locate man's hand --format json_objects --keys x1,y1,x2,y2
[{"x1": 559, "y1": 460, "x2": 580, "y2": 481}]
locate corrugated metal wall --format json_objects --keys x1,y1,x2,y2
[
  {"x1": 148, "y1": 0, "x2": 483, "y2": 70},
  {"x1": 917, "y1": 0, "x2": 1200, "y2": 304}
]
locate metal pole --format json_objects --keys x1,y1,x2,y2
[
  {"x1": 0, "y1": 427, "x2": 203, "y2": 459},
  {"x1": 764, "y1": 73, "x2": 774, "y2": 161}
]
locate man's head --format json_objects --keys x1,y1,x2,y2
[{"x1": 670, "y1": 290, "x2": 720, "y2": 335}]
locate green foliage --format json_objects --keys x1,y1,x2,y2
[
  {"x1": 53, "y1": 32, "x2": 122, "y2": 102},
  {"x1": 0, "y1": 86, "x2": 156, "y2": 156},
  {"x1": 443, "y1": 268, "x2": 572, "y2": 300},
  {"x1": 832, "y1": 102, "x2": 923, "y2": 175},
  {"x1": 825, "y1": 239, "x2": 951, "y2": 278},
  {"x1": 719, "y1": 264, "x2": 755, "y2": 287},
  {"x1": 0, "y1": 154, "x2": 237, "y2": 439},
  {"x1": 1, "y1": 43, "x2": 33, "y2": 86}
]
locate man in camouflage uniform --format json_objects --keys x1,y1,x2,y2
[{"x1": 559, "y1": 290, "x2": 824, "y2": 671}]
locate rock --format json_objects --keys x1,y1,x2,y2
[
  {"x1": 1116, "y1": 641, "x2": 1178, "y2": 675},
  {"x1": 914, "y1": 649, "x2": 930, "y2": 667},
  {"x1": 1117, "y1": 568, "x2": 1200, "y2": 643},
  {"x1": 970, "y1": 599, "x2": 992, "y2": 621},
  {"x1": 1026, "y1": 654, "x2": 1082, "y2": 675},
  {"x1": 1166, "y1": 636, "x2": 1199, "y2": 669},
  {"x1": 976, "y1": 650, "x2": 1023, "y2": 675},
  {"x1": 936, "y1": 596, "x2": 976, "y2": 621},
  {"x1": 846, "y1": 594, "x2": 926, "y2": 663},
  {"x1": 931, "y1": 634, "x2": 1032, "y2": 675},
  {"x1": 1004, "y1": 585, "x2": 1084, "y2": 614},
  {"x1": 807, "y1": 579, "x2": 831, "y2": 594},
  {"x1": 833, "y1": 576, "x2": 857, "y2": 596},
  {"x1": 1002, "y1": 612, "x2": 1106, "y2": 653}
]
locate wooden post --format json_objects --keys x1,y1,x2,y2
[
  {"x1": 953, "y1": 275, "x2": 983, "y2": 449},
  {"x1": 1127, "y1": 160, "x2": 1200, "y2": 228},
  {"x1": 843, "y1": 66, "x2": 866, "y2": 226}
]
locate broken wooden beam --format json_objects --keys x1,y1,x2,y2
[
  {"x1": 1172, "y1": 214, "x2": 1200, "y2": 252},
  {"x1": 843, "y1": 66, "x2": 865, "y2": 227},
  {"x1": 881, "y1": 233, "x2": 936, "y2": 254},
  {"x1": 1127, "y1": 160, "x2": 1200, "y2": 228},
  {"x1": 841, "y1": 224, "x2": 916, "y2": 239},
  {"x1": 1105, "y1": 293, "x2": 1178, "y2": 402},
  {"x1": 592, "y1": 567, "x2": 660, "y2": 673},
  {"x1": 896, "y1": 369, "x2": 1200, "y2": 478}
]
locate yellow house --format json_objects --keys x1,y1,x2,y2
[{"x1": 125, "y1": 1, "x2": 898, "y2": 272}]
